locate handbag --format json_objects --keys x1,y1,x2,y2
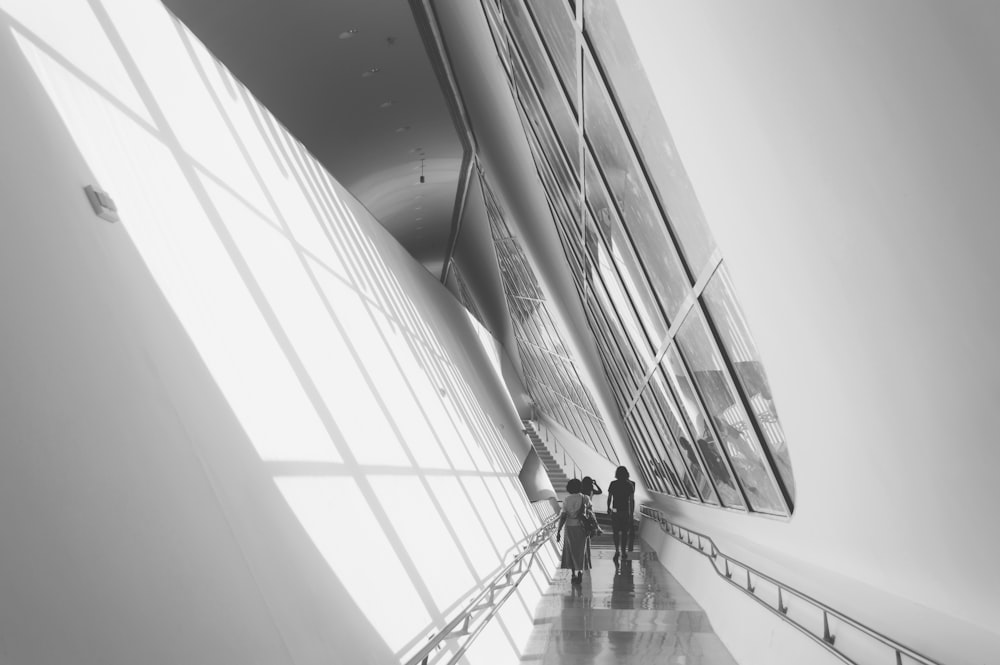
[{"x1": 581, "y1": 506, "x2": 602, "y2": 538}]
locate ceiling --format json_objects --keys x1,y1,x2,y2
[{"x1": 162, "y1": 0, "x2": 465, "y2": 276}]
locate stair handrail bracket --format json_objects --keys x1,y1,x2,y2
[
  {"x1": 403, "y1": 513, "x2": 560, "y2": 665},
  {"x1": 638, "y1": 506, "x2": 943, "y2": 665}
]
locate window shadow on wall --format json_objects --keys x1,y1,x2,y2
[{"x1": 0, "y1": 1, "x2": 555, "y2": 661}]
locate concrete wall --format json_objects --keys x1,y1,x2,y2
[
  {"x1": 616, "y1": 1, "x2": 1000, "y2": 662},
  {"x1": 0, "y1": 1, "x2": 552, "y2": 663}
]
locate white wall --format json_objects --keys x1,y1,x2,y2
[
  {"x1": 618, "y1": 1, "x2": 1000, "y2": 662},
  {"x1": 0, "y1": 1, "x2": 552, "y2": 663}
]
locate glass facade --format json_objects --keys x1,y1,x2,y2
[
  {"x1": 478, "y1": 0, "x2": 796, "y2": 516},
  {"x1": 480, "y1": 171, "x2": 618, "y2": 463}
]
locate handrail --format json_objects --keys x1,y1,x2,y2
[
  {"x1": 402, "y1": 513, "x2": 560, "y2": 665},
  {"x1": 639, "y1": 506, "x2": 943, "y2": 665},
  {"x1": 527, "y1": 419, "x2": 583, "y2": 481}
]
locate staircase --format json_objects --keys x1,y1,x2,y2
[
  {"x1": 522, "y1": 419, "x2": 616, "y2": 539},
  {"x1": 522, "y1": 420, "x2": 570, "y2": 497}
]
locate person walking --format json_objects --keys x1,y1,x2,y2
[
  {"x1": 556, "y1": 478, "x2": 592, "y2": 585},
  {"x1": 607, "y1": 466, "x2": 636, "y2": 559}
]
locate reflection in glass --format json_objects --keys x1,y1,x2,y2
[
  {"x1": 702, "y1": 266, "x2": 795, "y2": 502},
  {"x1": 585, "y1": 155, "x2": 667, "y2": 350},
  {"x1": 625, "y1": 416, "x2": 661, "y2": 494},
  {"x1": 648, "y1": 371, "x2": 719, "y2": 505},
  {"x1": 628, "y1": 411, "x2": 673, "y2": 495},
  {"x1": 502, "y1": 0, "x2": 579, "y2": 177},
  {"x1": 676, "y1": 306, "x2": 786, "y2": 515},
  {"x1": 583, "y1": 0, "x2": 716, "y2": 275},
  {"x1": 592, "y1": 223, "x2": 653, "y2": 363},
  {"x1": 589, "y1": 261, "x2": 654, "y2": 371},
  {"x1": 524, "y1": 0, "x2": 578, "y2": 111},
  {"x1": 633, "y1": 401, "x2": 679, "y2": 495},
  {"x1": 510, "y1": 44, "x2": 577, "y2": 198},
  {"x1": 661, "y1": 345, "x2": 745, "y2": 508},
  {"x1": 583, "y1": 54, "x2": 689, "y2": 322},
  {"x1": 638, "y1": 390, "x2": 696, "y2": 499}
]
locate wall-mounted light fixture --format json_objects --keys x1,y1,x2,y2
[{"x1": 419, "y1": 158, "x2": 425, "y2": 184}]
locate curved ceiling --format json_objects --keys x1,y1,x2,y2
[{"x1": 162, "y1": 0, "x2": 464, "y2": 275}]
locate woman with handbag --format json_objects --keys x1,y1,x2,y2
[{"x1": 556, "y1": 478, "x2": 592, "y2": 585}]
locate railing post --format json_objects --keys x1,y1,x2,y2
[
  {"x1": 822, "y1": 611, "x2": 836, "y2": 645},
  {"x1": 777, "y1": 587, "x2": 788, "y2": 614}
]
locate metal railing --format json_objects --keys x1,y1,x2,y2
[
  {"x1": 525, "y1": 419, "x2": 583, "y2": 481},
  {"x1": 402, "y1": 513, "x2": 560, "y2": 665},
  {"x1": 639, "y1": 506, "x2": 942, "y2": 665}
]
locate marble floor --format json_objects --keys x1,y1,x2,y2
[{"x1": 519, "y1": 539, "x2": 738, "y2": 665}]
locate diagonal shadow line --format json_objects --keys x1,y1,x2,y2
[
  {"x1": 82, "y1": 0, "x2": 455, "y2": 629},
  {"x1": 3, "y1": 11, "x2": 297, "y2": 258},
  {"x1": 265, "y1": 461, "x2": 522, "y2": 480},
  {"x1": 167, "y1": 9, "x2": 543, "y2": 629},
  {"x1": 260, "y1": 88, "x2": 540, "y2": 547},
  {"x1": 253, "y1": 96, "x2": 533, "y2": 584}
]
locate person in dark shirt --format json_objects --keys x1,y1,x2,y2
[{"x1": 607, "y1": 466, "x2": 636, "y2": 558}]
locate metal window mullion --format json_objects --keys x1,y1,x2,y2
[
  {"x1": 697, "y1": 294, "x2": 794, "y2": 515},
  {"x1": 583, "y1": 153, "x2": 670, "y2": 346},
  {"x1": 667, "y1": 338, "x2": 754, "y2": 513},
  {"x1": 580, "y1": 31, "x2": 699, "y2": 286},
  {"x1": 645, "y1": 371, "x2": 719, "y2": 505},
  {"x1": 625, "y1": 413, "x2": 667, "y2": 494},
  {"x1": 505, "y1": 26, "x2": 580, "y2": 193},
  {"x1": 517, "y1": 0, "x2": 580, "y2": 118},
  {"x1": 635, "y1": 395, "x2": 688, "y2": 498}
]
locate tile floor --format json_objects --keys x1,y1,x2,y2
[{"x1": 519, "y1": 540, "x2": 738, "y2": 664}]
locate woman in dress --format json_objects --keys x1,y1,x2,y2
[{"x1": 556, "y1": 478, "x2": 592, "y2": 585}]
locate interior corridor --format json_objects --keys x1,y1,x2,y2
[{"x1": 520, "y1": 536, "x2": 738, "y2": 664}]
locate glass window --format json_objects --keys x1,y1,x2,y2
[
  {"x1": 637, "y1": 390, "x2": 698, "y2": 499},
  {"x1": 676, "y1": 306, "x2": 787, "y2": 515},
  {"x1": 628, "y1": 412, "x2": 672, "y2": 495},
  {"x1": 510, "y1": 41, "x2": 578, "y2": 192},
  {"x1": 648, "y1": 370, "x2": 720, "y2": 505},
  {"x1": 702, "y1": 266, "x2": 795, "y2": 501},
  {"x1": 588, "y1": 259, "x2": 654, "y2": 371},
  {"x1": 585, "y1": 153, "x2": 667, "y2": 349},
  {"x1": 583, "y1": 53, "x2": 690, "y2": 322},
  {"x1": 583, "y1": 0, "x2": 717, "y2": 276},
  {"x1": 590, "y1": 215, "x2": 654, "y2": 362},
  {"x1": 640, "y1": 388, "x2": 703, "y2": 501},
  {"x1": 524, "y1": 0, "x2": 578, "y2": 111},
  {"x1": 481, "y1": 0, "x2": 512, "y2": 78},
  {"x1": 585, "y1": 285, "x2": 646, "y2": 390},
  {"x1": 502, "y1": 0, "x2": 579, "y2": 175},
  {"x1": 661, "y1": 345, "x2": 745, "y2": 509},
  {"x1": 625, "y1": 416, "x2": 662, "y2": 494}
]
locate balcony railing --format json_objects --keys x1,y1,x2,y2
[
  {"x1": 403, "y1": 513, "x2": 560, "y2": 665},
  {"x1": 639, "y1": 506, "x2": 942, "y2": 665}
]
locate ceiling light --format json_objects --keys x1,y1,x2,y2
[
  {"x1": 339, "y1": 28, "x2": 359, "y2": 39},
  {"x1": 361, "y1": 67, "x2": 380, "y2": 77},
  {"x1": 395, "y1": 125, "x2": 411, "y2": 133},
  {"x1": 379, "y1": 100, "x2": 394, "y2": 108}
]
